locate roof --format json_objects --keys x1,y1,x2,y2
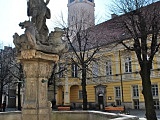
[
  {"x1": 90, "y1": 1, "x2": 160, "y2": 47},
  {"x1": 69, "y1": 1, "x2": 160, "y2": 51}
]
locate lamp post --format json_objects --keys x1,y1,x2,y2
[{"x1": 119, "y1": 50, "x2": 124, "y2": 106}]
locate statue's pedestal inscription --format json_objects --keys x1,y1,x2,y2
[{"x1": 18, "y1": 50, "x2": 59, "y2": 120}]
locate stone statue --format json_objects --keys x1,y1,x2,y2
[
  {"x1": 27, "y1": 0, "x2": 51, "y2": 43},
  {"x1": 13, "y1": 21, "x2": 37, "y2": 52},
  {"x1": 13, "y1": 0, "x2": 68, "y2": 54},
  {"x1": 36, "y1": 27, "x2": 69, "y2": 54}
]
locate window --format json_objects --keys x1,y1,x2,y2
[
  {"x1": 71, "y1": 16, "x2": 75, "y2": 21},
  {"x1": 106, "y1": 61, "x2": 112, "y2": 75},
  {"x1": 71, "y1": 63, "x2": 78, "y2": 77},
  {"x1": 92, "y1": 62, "x2": 98, "y2": 77},
  {"x1": 133, "y1": 99, "x2": 139, "y2": 109},
  {"x1": 132, "y1": 85, "x2": 139, "y2": 97},
  {"x1": 70, "y1": 0, "x2": 75, "y2": 3},
  {"x1": 88, "y1": 0, "x2": 93, "y2": 2},
  {"x1": 152, "y1": 84, "x2": 158, "y2": 97},
  {"x1": 79, "y1": 0, "x2": 83, "y2": 2},
  {"x1": 116, "y1": 100, "x2": 121, "y2": 106},
  {"x1": 59, "y1": 63, "x2": 64, "y2": 78},
  {"x1": 153, "y1": 100, "x2": 159, "y2": 109},
  {"x1": 115, "y1": 86, "x2": 121, "y2": 98},
  {"x1": 125, "y1": 57, "x2": 132, "y2": 73},
  {"x1": 79, "y1": 90, "x2": 83, "y2": 99}
]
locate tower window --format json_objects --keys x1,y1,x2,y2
[
  {"x1": 70, "y1": 0, "x2": 75, "y2": 3},
  {"x1": 88, "y1": 0, "x2": 93, "y2": 2}
]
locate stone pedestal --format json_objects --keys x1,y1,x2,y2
[{"x1": 18, "y1": 50, "x2": 59, "y2": 120}]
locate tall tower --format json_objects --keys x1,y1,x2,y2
[{"x1": 67, "y1": 0, "x2": 95, "y2": 29}]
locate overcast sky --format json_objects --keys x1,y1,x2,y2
[{"x1": 0, "y1": 0, "x2": 112, "y2": 48}]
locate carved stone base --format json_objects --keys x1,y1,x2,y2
[
  {"x1": 22, "y1": 107, "x2": 51, "y2": 120},
  {"x1": 18, "y1": 50, "x2": 59, "y2": 120}
]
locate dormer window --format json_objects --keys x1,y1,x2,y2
[
  {"x1": 70, "y1": 0, "x2": 75, "y2": 3},
  {"x1": 88, "y1": 0, "x2": 93, "y2": 2}
]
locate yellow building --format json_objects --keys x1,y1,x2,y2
[{"x1": 54, "y1": 1, "x2": 160, "y2": 110}]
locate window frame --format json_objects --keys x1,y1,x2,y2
[
  {"x1": 133, "y1": 99, "x2": 139, "y2": 109},
  {"x1": 106, "y1": 60, "x2": 112, "y2": 76},
  {"x1": 71, "y1": 63, "x2": 78, "y2": 78},
  {"x1": 125, "y1": 57, "x2": 132, "y2": 73},
  {"x1": 153, "y1": 99, "x2": 159, "y2": 109},
  {"x1": 152, "y1": 84, "x2": 158, "y2": 97},
  {"x1": 132, "y1": 85, "x2": 139, "y2": 97},
  {"x1": 115, "y1": 86, "x2": 121, "y2": 98},
  {"x1": 92, "y1": 62, "x2": 99, "y2": 77}
]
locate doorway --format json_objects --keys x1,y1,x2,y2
[
  {"x1": 95, "y1": 84, "x2": 107, "y2": 110},
  {"x1": 98, "y1": 94, "x2": 104, "y2": 110}
]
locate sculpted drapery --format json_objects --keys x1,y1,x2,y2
[
  {"x1": 13, "y1": 0, "x2": 68, "y2": 54},
  {"x1": 27, "y1": 0, "x2": 51, "y2": 42}
]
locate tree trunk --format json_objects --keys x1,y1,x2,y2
[
  {"x1": 82, "y1": 63, "x2": 88, "y2": 110},
  {"x1": 0, "y1": 81, "x2": 3, "y2": 111},
  {"x1": 18, "y1": 64, "x2": 23, "y2": 111},
  {"x1": 140, "y1": 62, "x2": 157, "y2": 120},
  {"x1": 18, "y1": 82, "x2": 21, "y2": 110}
]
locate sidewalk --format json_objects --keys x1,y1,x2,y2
[
  {"x1": 3, "y1": 108, "x2": 160, "y2": 120},
  {"x1": 129, "y1": 109, "x2": 160, "y2": 120}
]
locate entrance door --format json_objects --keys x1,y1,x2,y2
[
  {"x1": 8, "y1": 89, "x2": 16, "y2": 108},
  {"x1": 95, "y1": 85, "x2": 107, "y2": 109},
  {"x1": 98, "y1": 95, "x2": 104, "y2": 110}
]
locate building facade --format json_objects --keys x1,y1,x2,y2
[{"x1": 55, "y1": 1, "x2": 160, "y2": 110}]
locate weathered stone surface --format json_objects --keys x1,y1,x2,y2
[
  {"x1": 13, "y1": 0, "x2": 68, "y2": 54},
  {"x1": 17, "y1": 50, "x2": 58, "y2": 120},
  {"x1": 13, "y1": 1, "x2": 67, "y2": 120}
]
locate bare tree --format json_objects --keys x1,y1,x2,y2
[
  {"x1": 10, "y1": 63, "x2": 24, "y2": 111},
  {"x1": 0, "y1": 47, "x2": 16, "y2": 110},
  {"x1": 63, "y1": 20, "x2": 101, "y2": 110},
  {"x1": 48, "y1": 60, "x2": 67, "y2": 108},
  {"x1": 0, "y1": 47, "x2": 24, "y2": 111},
  {"x1": 110, "y1": 0, "x2": 160, "y2": 119}
]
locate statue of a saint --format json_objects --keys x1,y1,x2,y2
[
  {"x1": 27, "y1": 0, "x2": 51, "y2": 42},
  {"x1": 13, "y1": 0, "x2": 68, "y2": 54}
]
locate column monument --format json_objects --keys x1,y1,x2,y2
[{"x1": 13, "y1": 0, "x2": 68, "y2": 120}]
